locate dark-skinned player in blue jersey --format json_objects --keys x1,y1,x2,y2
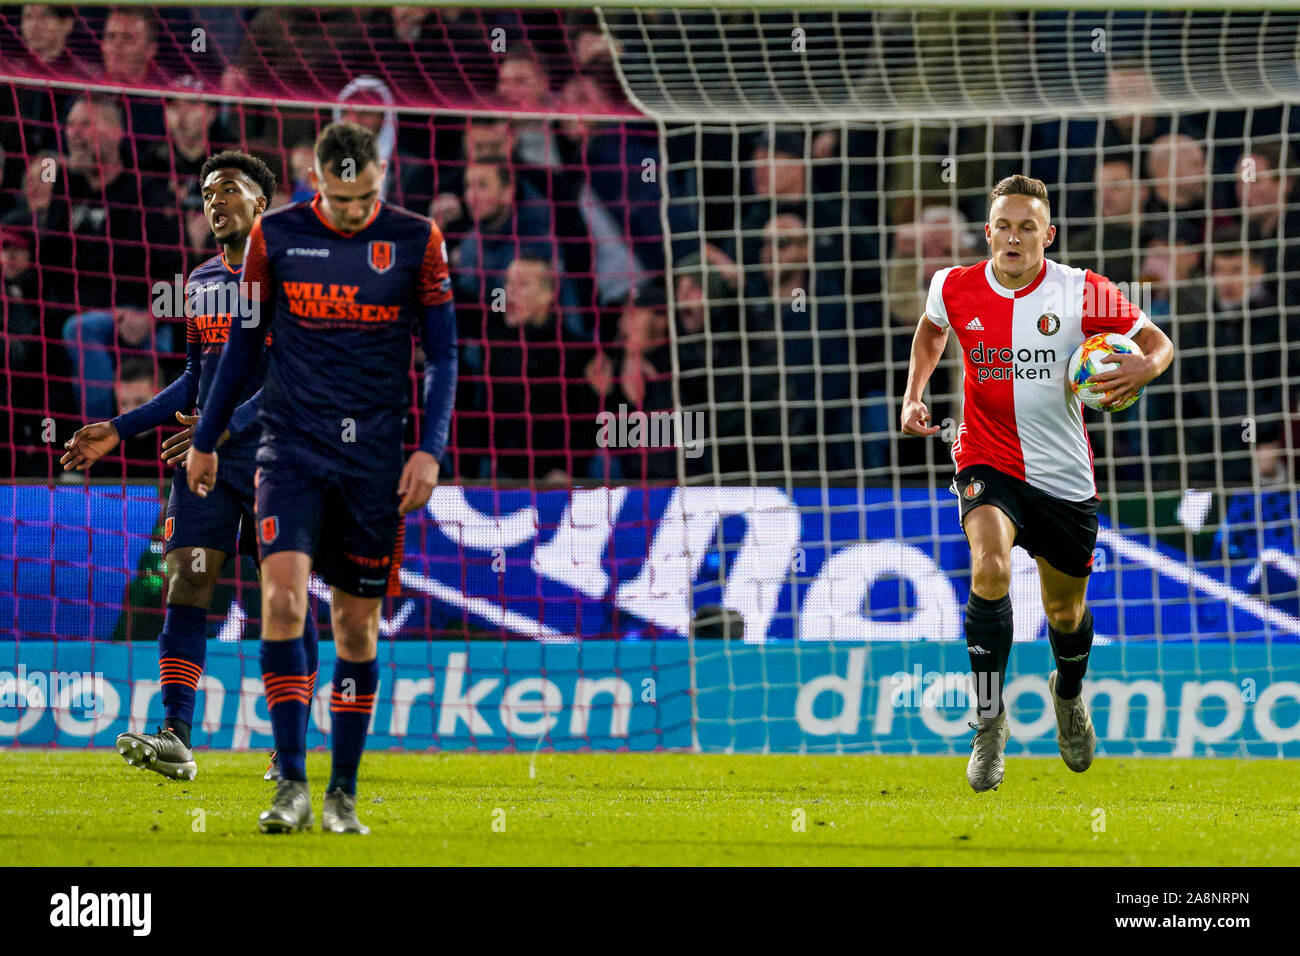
[
  {"x1": 61, "y1": 151, "x2": 321, "y2": 783},
  {"x1": 186, "y1": 122, "x2": 458, "y2": 835}
]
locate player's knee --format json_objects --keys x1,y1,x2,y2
[
  {"x1": 1045, "y1": 600, "x2": 1086, "y2": 633},
  {"x1": 263, "y1": 585, "x2": 307, "y2": 636},
  {"x1": 332, "y1": 601, "x2": 378, "y2": 654},
  {"x1": 165, "y1": 551, "x2": 220, "y2": 607},
  {"x1": 970, "y1": 555, "x2": 1011, "y2": 598}
]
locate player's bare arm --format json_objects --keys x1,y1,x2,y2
[
  {"x1": 901, "y1": 314, "x2": 948, "y2": 436},
  {"x1": 1087, "y1": 322, "x2": 1173, "y2": 409}
]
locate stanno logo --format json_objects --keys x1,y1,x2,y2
[
  {"x1": 50, "y1": 886, "x2": 152, "y2": 936},
  {"x1": 287, "y1": 247, "x2": 329, "y2": 257},
  {"x1": 965, "y1": 317, "x2": 985, "y2": 331}
]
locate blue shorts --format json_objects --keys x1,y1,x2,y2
[
  {"x1": 164, "y1": 463, "x2": 259, "y2": 559},
  {"x1": 254, "y1": 458, "x2": 405, "y2": 599}
]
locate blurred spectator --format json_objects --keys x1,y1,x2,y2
[
  {"x1": 673, "y1": 251, "x2": 742, "y2": 477},
  {"x1": 438, "y1": 115, "x2": 593, "y2": 326},
  {"x1": 140, "y1": 76, "x2": 237, "y2": 259},
  {"x1": 496, "y1": 50, "x2": 557, "y2": 165},
  {"x1": 99, "y1": 8, "x2": 168, "y2": 87},
  {"x1": 112, "y1": 355, "x2": 166, "y2": 478},
  {"x1": 556, "y1": 74, "x2": 652, "y2": 308},
  {"x1": 24, "y1": 96, "x2": 181, "y2": 316},
  {"x1": 885, "y1": 207, "x2": 976, "y2": 470},
  {"x1": 97, "y1": 8, "x2": 170, "y2": 139},
  {"x1": 287, "y1": 141, "x2": 316, "y2": 203},
  {"x1": 332, "y1": 76, "x2": 435, "y2": 210},
  {"x1": 1, "y1": 7, "x2": 86, "y2": 218},
  {"x1": 476, "y1": 255, "x2": 598, "y2": 481},
  {"x1": 1102, "y1": 64, "x2": 1172, "y2": 154},
  {"x1": 585, "y1": 283, "x2": 675, "y2": 480},
  {"x1": 1179, "y1": 242, "x2": 1295, "y2": 486},
  {"x1": 15, "y1": 4, "x2": 86, "y2": 75},
  {"x1": 739, "y1": 129, "x2": 876, "y2": 295},
  {"x1": 1145, "y1": 133, "x2": 1215, "y2": 240},
  {"x1": 62, "y1": 307, "x2": 173, "y2": 420},
  {"x1": 1065, "y1": 158, "x2": 1147, "y2": 285},
  {"x1": 1234, "y1": 141, "x2": 1300, "y2": 305},
  {"x1": 737, "y1": 210, "x2": 854, "y2": 475},
  {"x1": 1, "y1": 223, "x2": 60, "y2": 475},
  {"x1": 452, "y1": 156, "x2": 555, "y2": 305}
]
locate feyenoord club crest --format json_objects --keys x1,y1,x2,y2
[
  {"x1": 1037, "y1": 312, "x2": 1060, "y2": 335},
  {"x1": 964, "y1": 480, "x2": 985, "y2": 500},
  {"x1": 368, "y1": 240, "x2": 394, "y2": 274}
]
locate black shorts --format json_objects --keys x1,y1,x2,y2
[
  {"x1": 164, "y1": 463, "x2": 259, "y2": 559},
  {"x1": 254, "y1": 458, "x2": 404, "y2": 599},
  {"x1": 952, "y1": 464, "x2": 1100, "y2": 578}
]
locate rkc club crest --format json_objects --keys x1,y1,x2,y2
[
  {"x1": 260, "y1": 516, "x2": 279, "y2": 545},
  {"x1": 368, "y1": 240, "x2": 394, "y2": 274}
]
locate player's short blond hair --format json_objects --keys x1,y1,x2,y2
[{"x1": 989, "y1": 174, "x2": 1051, "y2": 220}]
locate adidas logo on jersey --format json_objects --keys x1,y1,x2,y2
[
  {"x1": 969, "y1": 645, "x2": 991, "y2": 655},
  {"x1": 965, "y1": 317, "x2": 985, "y2": 331}
]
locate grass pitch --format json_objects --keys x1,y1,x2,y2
[{"x1": 2, "y1": 749, "x2": 1295, "y2": 866}]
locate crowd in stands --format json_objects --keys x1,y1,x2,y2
[{"x1": 2, "y1": 6, "x2": 1299, "y2": 489}]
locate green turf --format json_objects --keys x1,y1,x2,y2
[{"x1": 2, "y1": 749, "x2": 1296, "y2": 866}]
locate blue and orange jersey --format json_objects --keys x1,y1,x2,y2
[
  {"x1": 186, "y1": 252, "x2": 269, "y2": 470},
  {"x1": 215, "y1": 196, "x2": 454, "y2": 474},
  {"x1": 111, "y1": 251, "x2": 267, "y2": 477}
]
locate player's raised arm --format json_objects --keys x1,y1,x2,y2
[
  {"x1": 186, "y1": 218, "x2": 275, "y2": 495},
  {"x1": 398, "y1": 223, "x2": 458, "y2": 515},
  {"x1": 60, "y1": 305, "x2": 203, "y2": 472}
]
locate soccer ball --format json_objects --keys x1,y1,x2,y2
[{"x1": 1068, "y1": 333, "x2": 1144, "y2": 412}]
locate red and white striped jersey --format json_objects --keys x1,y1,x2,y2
[{"x1": 926, "y1": 257, "x2": 1148, "y2": 502}]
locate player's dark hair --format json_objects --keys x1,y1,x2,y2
[
  {"x1": 470, "y1": 155, "x2": 514, "y2": 189},
  {"x1": 989, "y1": 174, "x2": 1051, "y2": 217},
  {"x1": 49, "y1": 6, "x2": 75, "y2": 19},
  {"x1": 315, "y1": 121, "x2": 380, "y2": 179},
  {"x1": 200, "y1": 150, "x2": 277, "y2": 199}
]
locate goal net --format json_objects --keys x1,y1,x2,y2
[
  {"x1": 602, "y1": 7, "x2": 1300, "y2": 754},
  {"x1": 1, "y1": 5, "x2": 1298, "y2": 758}
]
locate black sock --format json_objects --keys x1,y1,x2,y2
[
  {"x1": 165, "y1": 717, "x2": 192, "y2": 749},
  {"x1": 966, "y1": 593, "x2": 1013, "y2": 718},
  {"x1": 1048, "y1": 607, "x2": 1094, "y2": 700}
]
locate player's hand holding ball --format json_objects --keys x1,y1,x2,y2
[
  {"x1": 1069, "y1": 333, "x2": 1149, "y2": 412},
  {"x1": 183, "y1": 446, "x2": 218, "y2": 498},
  {"x1": 398, "y1": 450, "x2": 439, "y2": 515},
  {"x1": 901, "y1": 397, "x2": 942, "y2": 436}
]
